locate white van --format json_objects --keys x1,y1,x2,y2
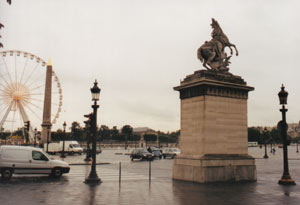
[
  {"x1": 0, "y1": 145, "x2": 70, "y2": 179},
  {"x1": 44, "y1": 141, "x2": 83, "y2": 155}
]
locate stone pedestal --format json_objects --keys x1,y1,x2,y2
[{"x1": 173, "y1": 70, "x2": 256, "y2": 183}]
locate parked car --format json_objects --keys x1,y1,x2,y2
[
  {"x1": 0, "y1": 145, "x2": 70, "y2": 179},
  {"x1": 150, "y1": 147, "x2": 162, "y2": 159},
  {"x1": 162, "y1": 148, "x2": 181, "y2": 159},
  {"x1": 130, "y1": 148, "x2": 154, "y2": 161}
]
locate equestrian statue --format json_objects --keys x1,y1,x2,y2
[{"x1": 197, "y1": 18, "x2": 238, "y2": 72}]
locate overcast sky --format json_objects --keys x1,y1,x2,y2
[{"x1": 1, "y1": 0, "x2": 300, "y2": 132}]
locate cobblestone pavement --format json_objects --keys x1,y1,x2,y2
[{"x1": 1, "y1": 147, "x2": 300, "y2": 205}]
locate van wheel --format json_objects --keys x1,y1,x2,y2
[
  {"x1": 52, "y1": 168, "x2": 62, "y2": 178},
  {"x1": 2, "y1": 169, "x2": 13, "y2": 179}
]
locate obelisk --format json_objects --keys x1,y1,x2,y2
[{"x1": 41, "y1": 59, "x2": 52, "y2": 144}]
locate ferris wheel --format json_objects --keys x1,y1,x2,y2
[{"x1": 0, "y1": 50, "x2": 62, "y2": 141}]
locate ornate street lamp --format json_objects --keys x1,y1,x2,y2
[
  {"x1": 263, "y1": 127, "x2": 269, "y2": 159},
  {"x1": 85, "y1": 80, "x2": 101, "y2": 184},
  {"x1": 61, "y1": 122, "x2": 67, "y2": 158},
  {"x1": 34, "y1": 128, "x2": 37, "y2": 147},
  {"x1": 278, "y1": 85, "x2": 295, "y2": 185}
]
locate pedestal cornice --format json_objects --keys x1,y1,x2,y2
[{"x1": 174, "y1": 70, "x2": 254, "y2": 100}]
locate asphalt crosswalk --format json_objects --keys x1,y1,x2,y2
[{"x1": 68, "y1": 167, "x2": 151, "y2": 182}]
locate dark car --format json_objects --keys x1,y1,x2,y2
[
  {"x1": 130, "y1": 148, "x2": 154, "y2": 161},
  {"x1": 150, "y1": 147, "x2": 162, "y2": 159}
]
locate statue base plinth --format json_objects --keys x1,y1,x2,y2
[{"x1": 173, "y1": 154, "x2": 256, "y2": 183}]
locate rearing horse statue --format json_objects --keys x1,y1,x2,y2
[{"x1": 197, "y1": 18, "x2": 238, "y2": 71}]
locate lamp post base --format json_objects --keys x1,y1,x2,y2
[
  {"x1": 278, "y1": 177, "x2": 296, "y2": 185},
  {"x1": 84, "y1": 177, "x2": 102, "y2": 184},
  {"x1": 263, "y1": 155, "x2": 269, "y2": 159}
]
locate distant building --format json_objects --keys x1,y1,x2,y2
[
  {"x1": 133, "y1": 127, "x2": 158, "y2": 147},
  {"x1": 287, "y1": 121, "x2": 300, "y2": 139}
]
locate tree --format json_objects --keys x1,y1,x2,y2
[
  {"x1": 168, "y1": 131, "x2": 180, "y2": 144},
  {"x1": 128, "y1": 134, "x2": 141, "y2": 148},
  {"x1": 270, "y1": 128, "x2": 281, "y2": 144},
  {"x1": 51, "y1": 129, "x2": 63, "y2": 141},
  {"x1": 144, "y1": 134, "x2": 157, "y2": 146},
  {"x1": 121, "y1": 125, "x2": 133, "y2": 149},
  {"x1": 261, "y1": 128, "x2": 271, "y2": 145},
  {"x1": 111, "y1": 126, "x2": 122, "y2": 141},
  {"x1": 70, "y1": 121, "x2": 84, "y2": 141},
  {"x1": 0, "y1": 0, "x2": 12, "y2": 48},
  {"x1": 248, "y1": 127, "x2": 261, "y2": 143},
  {"x1": 98, "y1": 125, "x2": 111, "y2": 141}
]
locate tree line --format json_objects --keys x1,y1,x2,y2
[
  {"x1": 50, "y1": 122, "x2": 180, "y2": 145},
  {"x1": 248, "y1": 127, "x2": 300, "y2": 144}
]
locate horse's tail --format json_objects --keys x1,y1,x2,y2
[{"x1": 197, "y1": 47, "x2": 204, "y2": 62}]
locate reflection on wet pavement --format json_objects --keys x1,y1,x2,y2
[{"x1": 0, "y1": 147, "x2": 300, "y2": 204}]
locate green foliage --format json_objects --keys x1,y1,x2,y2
[
  {"x1": 68, "y1": 121, "x2": 85, "y2": 141},
  {"x1": 128, "y1": 134, "x2": 141, "y2": 142},
  {"x1": 99, "y1": 125, "x2": 111, "y2": 141},
  {"x1": 144, "y1": 134, "x2": 157, "y2": 142},
  {"x1": 121, "y1": 125, "x2": 133, "y2": 136},
  {"x1": 270, "y1": 128, "x2": 281, "y2": 143},
  {"x1": 248, "y1": 127, "x2": 261, "y2": 143},
  {"x1": 248, "y1": 127, "x2": 283, "y2": 144},
  {"x1": 0, "y1": 132, "x2": 10, "y2": 140},
  {"x1": 157, "y1": 130, "x2": 180, "y2": 144},
  {"x1": 112, "y1": 134, "x2": 125, "y2": 141}
]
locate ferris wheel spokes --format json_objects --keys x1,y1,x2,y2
[
  {"x1": 18, "y1": 101, "x2": 34, "y2": 141},
  {"x1": 0, "y1": 101, "x2": 14, "y2": 131},
  {"x1": 19, "y1": 57, "x2": 29, "y2": 87},
  {"x1": 1, "y1": 56, "x2": 13, "y2": 85}
]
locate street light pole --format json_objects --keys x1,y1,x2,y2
[
  {"x1": 34, "y1": 128, "x2": 37, "y2": 147},
  {"x1": 61, "y1": 122, "x2": 66, "y2": 158},
  {"x1": 85, "y1": 80, "x2": 101, "y2": 184},
  {"x1": 84, "y1": 115, "x2": 92, "y2": 161},
  {"x1": 263, "y1": 128, "x2": 269, "y2": 159},
  {"x1": 278, "y1": 85, "x2": 295, "y2": 185}
]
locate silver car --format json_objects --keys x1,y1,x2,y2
[{"x1": 162, "y1": 148, "x2": 181, "y2": 159}]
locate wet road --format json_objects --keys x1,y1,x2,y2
[{"x1": 1, "y1": 146, "x2": 300, "y2": 205}]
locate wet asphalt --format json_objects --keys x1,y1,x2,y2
[{"x1": 1, "y1": 146, "x2": 300, "y2": 205}]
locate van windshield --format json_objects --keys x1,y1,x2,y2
[{"x1": 72, "y1": 144, "x2": 80, "y2": 148}]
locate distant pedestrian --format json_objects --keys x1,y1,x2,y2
[{"x1": 272, "y1": 148, "x2": 276, "y2": 154}]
